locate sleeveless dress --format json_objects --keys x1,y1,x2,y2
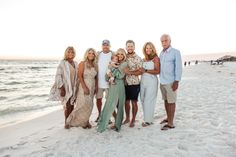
[
  {"x1": 140, "y1": 60, "x2": 159, "y2": 123},
  {"x1": 66, "y1": 63, "x2": 97, "y2": 127}
]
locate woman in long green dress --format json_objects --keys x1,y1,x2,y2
[{"x1": 97, "y1": 48, "x2": 127, "y2": 132}]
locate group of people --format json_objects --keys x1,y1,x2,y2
[{"x1": 49, "y1": 34, "x2": 182, "y2": 132}]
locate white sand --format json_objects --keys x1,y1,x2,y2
[{"x1": 0, "y1": 62, "x2": 236, "y2": 157}]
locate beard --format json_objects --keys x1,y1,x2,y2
[{"x1": 127, "y1": 51, "x2": 135, "y2": 55}]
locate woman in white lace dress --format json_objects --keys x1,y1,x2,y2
[{"x1": 49, "y1": 46, "x2": 79, "y2": 129}]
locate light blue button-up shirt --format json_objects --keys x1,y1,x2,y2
[{"x1": 160, "y1": 46, "x2": 182, "y2": 84}]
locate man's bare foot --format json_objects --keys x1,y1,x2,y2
[
  {"x1": 160, "y1": 119, "x2": 168, "y2": 124},
  {"x1": 129, "y1": 120, "x2": 135, "y2": 128},
  {"x1": 123, "y1": 119, "x2": 130, "y2": 125}
]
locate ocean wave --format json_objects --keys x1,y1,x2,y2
[
  {"x1": 0, "y1": 88, "x2": 18, "y2": 92},
  {"x1": 5, "y1": 81, "x2": 22, "y2": 85},
  {"x1": 0, "y1": 103, "x2": 59, "y2": 116},
  {"x1": 0, "y1": 60, "x2": 60, "y2": 119},
  {"x1": 28, "y1": 66, "x2": 51, "y2": 70},
  {"x1": 0, "y1": 96, "x2": 7, "y2": 100},
  {"x1": 8, "y1": 94, "x2": 49, "y2": 101}
]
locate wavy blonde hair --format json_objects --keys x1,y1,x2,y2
[
  {"x1": 116, "y1": 48, "x2": 127, "y2": 62},
  {"x1": 142, "y1": 42, "x2": 158, "y2": 60},
  {"x1": 83, "y1": 48, "x2": 98, "y2": 69},
  {"x1": 64, "y1": 46, "x2": 76, "y2": 60}
]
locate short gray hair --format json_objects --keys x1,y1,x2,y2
[{"x1": 160, "y1": 34, "x2": 171, "y2": 42}]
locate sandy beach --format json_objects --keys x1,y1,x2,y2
[{"x1": 0, "y1": 62, "x2": 236, "y2": 157}]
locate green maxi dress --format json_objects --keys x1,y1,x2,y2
[{"x1": 97, "y1": 62, "x2": 127, "y2": 133}]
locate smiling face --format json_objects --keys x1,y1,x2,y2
[
  {"x1": 87, "y1": 50, "x2": 95, "y2": 61},
  {"x1": 126, "y1": 42, "x2": 135, "y2": 54},
  {"x1": 161, "y1": 36, "x2": 171, "y2": 50},
  {"x1": 145, "y1": 44, "x2": 153, "y2": 55},
  {"x1": 117, "y1": 53, "x2": 124, "y2": 62},
  {"x1": 67, "y1": 48, "x2": 75, "y2": 60},
  {"x1": 102, "y1": 44, "x2": 110, "y2": 53}
]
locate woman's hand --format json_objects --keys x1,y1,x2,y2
[
  {"x1": 124, "y1": 67, "x2": 131, "y2": 75},
  {"x1": 108, "y1": 63, "x2": 113, "y2": 69},
  {"x1": 108, "y1": 72, "x2": 113, "y2": 78},
  {"x1": 60, "y1": 86, "x2": 66, "y2": 97},
  {"x1": 84, "y1": 87, "x2": 90, "y2": 95},
  {"x1": 152, "y1": 56, "x2": 159, "y2": 63},
  {"x1": 138, "y1": 67, "x2": 145, "y2": 74},
  {"x1": 112, "y1": 63, "x2": 119, "y2": 68}
]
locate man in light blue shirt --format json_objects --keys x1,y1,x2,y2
[{"x1": 159, "y1": 34, "x2": 182, "y2": 130}]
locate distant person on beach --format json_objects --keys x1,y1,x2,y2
[
  {"x1": 184, "y1": 61, "x2": 187, "y2": 66},
  {"x1": 49, "y1": 46, "x2": 79, "y2": 129},
  {"x1": 96, "y1": 40, "x2": 114, "y2": 122},
  {"x1": 195, "y1": 60, "x2": 198, "y2": 65},
  {"x1": 159, "y1": 34, "x2": 182, "y2": 130},
  {"x1": 97, "y1": 49, "x2": 127, "y2": 132},
  {"x1": 139, "y1": 42, "x2": 160, "y2": 127},
  {"x1": 123, "y1": 40, "x2": 142, "y2": 128},
  {"x1": 188, "y1": 61, "x2": 191, "y2": 66},
  {"x1": 66, "y1": 48, "x2": 97, "y2": 129}
]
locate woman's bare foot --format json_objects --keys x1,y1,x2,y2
[
  {"x1": 142, "y1": 122, "x2": 151, "y2": 127},
  {"x1": 64, "y1": 124, "x2": 70, "y2": 129},
  {"x1": 110, "y1": 125, "x2": 116, "y2": 130},
  {"x1": 95, "y1": 117, "x2": 100, "y2": 122},
  {"x1": 129, "y1": 119, "x2": 135, "y2": 128},
  {"x1": 123, "y1": 119, "x2": 130, "y2": 125},
  {"x1": 87, "y1": 122, "x2": 92, "y2": 129}
]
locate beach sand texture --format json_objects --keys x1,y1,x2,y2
[{"x1": 0, "y1": 62, "x2": 236, "y2": 157}]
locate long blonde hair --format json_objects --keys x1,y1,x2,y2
[
  {"x1": 83, "y1": 48, "x2": 98, "y2": 70},
  {"x1": 64, "y1": 46, "x2": 76, "y2": 60},
  {"x1": 116, "y1": 48, "x2": 127, "y2": 62},
  {"x1": 142, "y1": 42, "x2": 158, "y2": 60}
]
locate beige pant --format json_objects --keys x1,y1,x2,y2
[
  {"x1": 96, "y1": 88, "x2": 108, "y2": 99},
  {"x1": 160, "y1": 83, "x2": 177, "y2": 103}
]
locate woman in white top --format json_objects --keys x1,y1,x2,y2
[{"x1": 139, "y1": 42, "x2": 160, "y2": 127}]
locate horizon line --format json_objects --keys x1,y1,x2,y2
[{"x1": 1, "y1": 51, "x2": 236, "y2": 61}]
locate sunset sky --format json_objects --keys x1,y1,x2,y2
[{"x1": 0, "y1": 0, "x2": 236, "y2": 60}]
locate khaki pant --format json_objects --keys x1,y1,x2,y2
[{"x1": 160, "y1": 83, "x2": 177, "y2": 103}]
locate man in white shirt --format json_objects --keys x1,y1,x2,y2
[{"x1": 96, "y1": 40, "x2": 113, "y2": 122}]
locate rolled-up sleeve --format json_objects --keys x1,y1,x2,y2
[{"x1": 175, "y1": 50, "x2": 182, "y2": 81}]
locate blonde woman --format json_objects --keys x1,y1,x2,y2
[
  {"x1": 66, "y1": 48, "x2": 97, "y2": 129},
  {"x1": 139, "y1": 42, "x2": 160, "y2": 127},
  {"x1": 97, "y1": 48, "x2": 127, "y2": 132},
  {"x1": 49, "y1": 46, "x2": 78, "y2": 129}
]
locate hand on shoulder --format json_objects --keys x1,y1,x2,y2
[{"x1": 152, "y1": 56, "x2": 160, "y2": 63}]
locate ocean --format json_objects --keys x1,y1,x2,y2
[{"x1": 0, "y1": 60, "x2": 61, "y2": 127}]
